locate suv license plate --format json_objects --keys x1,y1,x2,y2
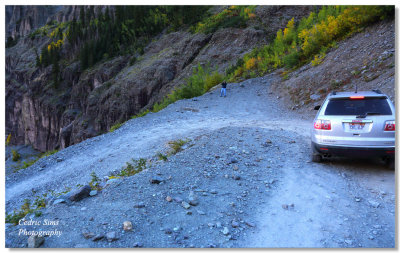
[{"x1": 349, "y1": 123, "x2": 365, "y2": 130}]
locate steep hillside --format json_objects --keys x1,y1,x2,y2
[
  {"x1": 6, "y1": 5, "x2": 313, "y2": 152},
  {"x1": 270, "y1": 20, "x2": 395, "y2": 115}
]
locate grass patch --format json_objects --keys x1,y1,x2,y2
[
  {"x1": 192, "y1": 6, "x2": 255, "y2": 34},
  {"x1": 13, "y1": 150, "x2": 58, "y2": 173},
  {"x1": 5, "y1": 195, "x2": 46, "y2": 225},
  {"x1": 11, "y1": 149, "x2": 20, "y2": 162},
  {"x1": 153, "y1": 64, "x2": 223, "y2": 113},
  {"x1": 109, "y1": 122, "x2": 124, "y2": 132},
  {"x1": 168, "y1": 139, "x2": 190, "y2": 155},
  {"x1": 156, "y1": 152, "x2": 168, "y2": 161},
  {"x1": 118, "y1": 158, "x2": 147, "y2": 177},
  {"x1": 6, "y1": 134, "x2": 11, "y2": 146},
  {"x1": 89, "y1": 171, "x2": 102, "y2": 191},
  {"x1": 131, "y1": 109, "x2": 150, "y2": 119}
]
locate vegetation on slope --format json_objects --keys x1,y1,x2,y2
[
  {"x1": 146, "y1": 6, "x2": 393, "y2": 115},
  {"x1": 226, "y1": 6, "x2": 394, "y2": 81}
]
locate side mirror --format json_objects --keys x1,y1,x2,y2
[{"x1": 314, "y1": 105, "x2": 321, "y2": 110}]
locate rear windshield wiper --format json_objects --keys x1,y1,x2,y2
[{"x1": 356, "y1": 112, "x2": 381, "y2": 118}]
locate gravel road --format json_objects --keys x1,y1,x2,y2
[{"x1": 5, "y1": 74, "x2": 395, "y2": 248}]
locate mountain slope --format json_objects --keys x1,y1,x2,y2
[{"x1": 6, "y1": 5, "x2": 314, "y2": 152}]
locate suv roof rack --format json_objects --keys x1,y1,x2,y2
[{"x1": 372, "y1": 89, "x2": 382, "y2": 94}]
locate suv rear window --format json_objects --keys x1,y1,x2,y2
[{"x1": 324, "y1": 97, "x2": 392, "y2": 116}]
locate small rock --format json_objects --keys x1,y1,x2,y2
[
  {"x1": 123, "y1": 221, "x2": 133, "y2": 231},
  {"x1": 56, "y1": 157, "x2": 63, "y2": 162},
  {"x1": 233, "y1": 165, "x2": 239, "y2": 171},
  {"x1": 89, "y1": 190, "x2": 98, "y2": 196},
  {"x1": 186, "y1": 211, "x2": 192, "y2": 215},
  {"x1": 181, "y1": 201, "x2": 191, "y2": 209},
  {"x1": 164, "y1": 228, "x2": 173, "y2": 234},
  {"x1": 216, "y1": 222, "x2": 222, "y2": 228},
  {"x1": 282, "y1": 204, "x2": 289, "y2": 210},
  {"x1": 89, "y1": 217, "x2": 94, "y2": 221},
  {"x1": 27, "y1": 235, "x2": 45, "y2": 248},
  {"x1": 188, "y1": 191, "x2": 199, "y2": 206},
  {"x1": 344, "y1": 239, "x2": 353, "y2": 245},
  {"x1": 174, "y1": 197, "x2": 183, "y2": 203},
  {"x1": 231, "y1": 221, "x2": 240, "y2": 228},
  {"x1": 82, "y1": 231, "x2": 95, "y2": 239},
  {"x1": 197, "y1": 210, "x2": 206, "y2": 215},
  {"x1": 134, "y1": 202, "x2": 145, "y2": 208},
  {"x1": 92, "y1": 234, "x2": 104, "y2": 241},
  {"x1": 106, "y1": 232, "x2": 118, "y2": 242},
  {"x1": 232, "y1": 174, "x2": 241, "y2": 180},
  {"x1": 150, "y1": 176, "x2": 164, "y2": 184},
  {"x1": 368, "y1": 200, "x2": 380, "y2": 208},
  {"x1": 69, "y1": 185, "x2": 91, "y2": 202},
  {"x1": 265, "y1": 139, "x2": 272, "y2": 144},
  {"x1": 222, "y1": 227, "x2": 230, "y2": 235},
  {"x1": 165, "y1": 196, "x2": 172, "y2": 202},
  {"x1": 210, "y1": 190, "x2": 218, "y2": 194},
  {"x1": 355, "y1": 197, "x2": 361, "y2": 202},
  {"x1": 53, "y1": 199, "x2": 66, "y2": 205},
  {"x1": 133, "y1": 242, "x2": 143, "y2": 247},
  {"x1": 173, "y1": 226, "x2": 181, "y2": 232},
  {"x1": 230, "y1": 158, "x2": 238, "y2": 164},
  {"x1": 310, "y1": 94, "x2": 321, "y2": 100},
  {"x1": 80, "y1": 207, "x2": 87, "y2": 211}
]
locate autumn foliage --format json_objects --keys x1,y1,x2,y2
[{"x1": 227, "y1": 5, "x2": 394, "y2": 81}]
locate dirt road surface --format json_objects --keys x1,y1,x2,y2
[{"x1": 5, "y1": 75, "x2": 395, "y2": 248}]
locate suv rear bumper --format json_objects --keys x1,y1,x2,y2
[{"x1": 312, "y1": 142, "x2": 395, "y2": 158}]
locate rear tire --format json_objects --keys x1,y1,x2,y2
[{"x1": 312, "y1": 154, "x2": 323, "y2": 163}]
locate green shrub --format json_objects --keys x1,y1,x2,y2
[
  {"x1": 152, "y1": 64, "x2": 223, "y2": 113},
  {"x1": 283, "y1": 51, "x2": 300, "y2": 69},
  {"x1": 131, "y1": 109, "x2": 150, "y2": 119},
  {"x1": 109, "y1": 122, "x2": 124, "y2": 132},
  {"x1": 89, "y1": 171, "x2": 101, "y2": 190},
  {"x1": 168, "y1": 139, "x2": 190, "y2": 155},
  {"x1": 11, "y1": 149, "x2": 20, "y2": 162},
  {"x1": 6, "y1": 134, "x2": 11, "y2": 146},
  {"x1": 6, "y1": 193, "x2": 50, "y2": 225},
  {"x1": 118, "y1": 158, "x2": 147, "y2": 177},
  {"x1": 156, "y1": 152, "x2": 168, "y2": 161},
  {"x1": 226, "y1": 6, "x2": 394, "y2": 82},
  {"x1": 13, "y1": 149, "x2": 58, "y2": 172},
  {"x1": 193, "y1": 6, "x2": 255, "y2": 34},
  {"x1": 129, "y1": 56, "x2": 137, "y2": 66},
  {"x1": 6, "y1": 199, "x2": 32, "y2": 225}
]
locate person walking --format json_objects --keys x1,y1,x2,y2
[{"x1": 220, "y1": 81, "x2": 227, "y2": 97}]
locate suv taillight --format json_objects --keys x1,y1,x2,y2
[
  {"x1": 384, "y1": 121, "x2": 395, "y2": 131},
  {"x1": 314, "y1": 120, "x2": 331, "y2": 130}
]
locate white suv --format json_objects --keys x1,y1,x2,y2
[{"x1": 311, "y1": 90, "x2": 395, "y2": 169}]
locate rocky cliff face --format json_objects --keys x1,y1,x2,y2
[
  {"x1": 6, "y1": 6, "x2": 62, "y2": 39},
  {"x1": 6, "y1": 5, "x2": 313, "y2": 152}
]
